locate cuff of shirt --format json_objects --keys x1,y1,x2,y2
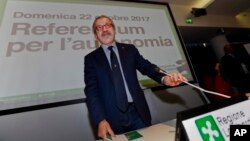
[{"x1": 161, "y1": 76, "x2": 165, "y2": 84}]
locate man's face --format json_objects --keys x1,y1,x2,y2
[{"x1": 94, "y1": 18, "x2": 116, "y2": 46}]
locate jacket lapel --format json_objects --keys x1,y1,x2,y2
[{"x1": 117, "y1": 43, "x2": 129, "y2": 80}]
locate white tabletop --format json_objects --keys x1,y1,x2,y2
[{"x1": 97, "y1": 119, "x2": 176, "y2": 141}]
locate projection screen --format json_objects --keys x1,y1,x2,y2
[{"x1": 0, "y1": 0, "x2": 195, "y2": 110}]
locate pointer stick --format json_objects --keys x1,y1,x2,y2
[{"x1": 157, "y1": 69, "x2": 231, "y2": 98}]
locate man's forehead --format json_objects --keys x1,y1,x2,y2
[{"x1": 96, "y1": 18, "x2": 111, "y2": 24}]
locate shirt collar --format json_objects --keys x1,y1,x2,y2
[{"x1": 101, "y1": 42, "x2": 117, "y2": 52}]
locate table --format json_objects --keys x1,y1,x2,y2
[{"x1": 97, "y1": 119, "x2": 176, "y2": 141}]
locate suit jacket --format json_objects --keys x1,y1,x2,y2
[
  {"x1": 220, "y1": 54, "x2": 245, "y2": 85},
  {"x1": 84, "y1": 42, "x2": 164, "y2": 129}
]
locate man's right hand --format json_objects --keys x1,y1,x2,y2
[{"x1": 98, "y1": 120, "x2": 115, "y2": 141}]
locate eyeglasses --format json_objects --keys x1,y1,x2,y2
[{"x1": 95, "y1": 23, "x2": 112, "y2": 31}]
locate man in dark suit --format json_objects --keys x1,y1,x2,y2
[
  {"x1": 84, "y1": 15, "x2": 187, "y2": 141},
  {"x1": 220, "y1": 44, "x2": 250, "y2": 94}
]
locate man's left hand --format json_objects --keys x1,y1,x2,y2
[{"x1": 163, "y1": 72, "x2": 187, "y2": 86}]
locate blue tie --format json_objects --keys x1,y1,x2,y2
[{"x1": 108, "y1": 46, "x2": 128, "y2": 112}]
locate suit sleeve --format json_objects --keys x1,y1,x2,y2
[{"x1": 84, "y1": 54, "x2": 106, "y2": 126}]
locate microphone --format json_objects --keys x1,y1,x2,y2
[{"x1": 155, "y1": 67, "x2": 231, "y2": 98}]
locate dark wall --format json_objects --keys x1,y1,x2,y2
[{"x1": 178, "y1": 26, "x2": 250, "y2": 44}]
